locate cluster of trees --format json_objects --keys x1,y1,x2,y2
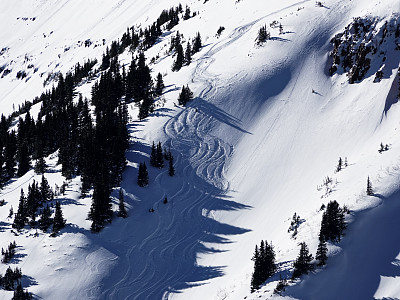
[
  {"x1": 0, "y1": 266, "x2": 33, "y2": 299},
  {"x1": 335, "y1": 156, "x2": 348, "y2": 173},
  {"x1": 250, "y1": 240, "x2": 277, "y2": 292},
  {"x1": 138, "y1": 142, "x2": 176, "y2": 187},
  {"x1": 10, "y1": 174, "x2": 66, "y2": 235},
  {"x1": 178, "y1": 85, "x2": 194, "y2": 106},
  {"x1": 0, "y1": 267, "x2": 22, "y2": 290},
  {"x1": 1, "y1": 241, "x2": 17, "y2": 264},
  {"x1": 256, "y1": 25, "x2": 270, "y2": 45},
  {"x1": 171, "y1": 31, "x2": 203, "y2": 71},
  {"x1": 287, "y1": 212, "x2": 303, "y2": 238},
  {"x1": 252, "y1": 200, "x2": 349, "y2": 293}
]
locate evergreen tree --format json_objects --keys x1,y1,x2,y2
[
  {"x1": 118, "y1": 188, "x2": 127, "y2": 218},
  {"x1": 256, "y1": 25, "x2": 270, "y2": 45},
  {"x1": 156, "y1": 142, "x2": 164, "y2": 168},
  {"x1": 335, "y1": 157, "x2": 343, "y2": 172},
  {"x1": 51, "y1": 201, "x2": 66, "y2": 236},
  {"x1": 137, "y1": 162, "x2": 149, "y2": 187},
  {"x1": 320, "y1": 200, "x2": 346, "y2": 243},
  {"x1": 178, "y1": 85, "x2": 194, "y2": 106},
  {"x1": 38, "y1": 205, "x2": 52, "y2": 232},
  {"x1": 155, "y1": 73, "x2": 165, "y2": 96},
  {"x1": 250, "y1": 240, "x2": 277, "y2": 292},
  {"x1": 315, "y1": 234, "x2": 328, "y2": 266},
  {"x1": 150, "y1": 142, "x2": 157, "y2": 167},
  {"x1": 292, "y1": 242, "x2": 314, "y2": 279},
  {"x1": 40, "y1": 174, "x2": 53, "y2": 203},
  {"x1": 16, "y1": 141, "x2": 30, "y2": 177},
  {"x1": 185, "y1": 42, "x2": 192, "y2": 65},
  {"x1": 367, "y1": 176, "x2": 373, "y2": 195},
  {"x1": 172, "y1": 43, "x2": 184, "y2": 71},
  {"x1": 12, "y1": 189, "x2": 27, "y2": 230},
  {"x1": 183, "y1": 5, "x2": 191, "y2": 20},
  {"x1": 34, "y1": 156, "x2": 46, "y2": 174},
  {"x1": 12, "y1": 282, "x2": 33, "y2": 300},
  {"x1": 168, "y1": 153, "x2": 175, "y2": 176},
  {"x1": 192, "y1": 32, "x2": 202, "y2": 54}
]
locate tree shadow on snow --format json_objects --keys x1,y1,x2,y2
[
  {"x1": 92, "y1": 128, "x2": 252, "y2": 299},
  {"x1": 190, "y1": 98, "x2": 251, "y2": 134}
]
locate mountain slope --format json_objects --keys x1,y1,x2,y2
[{"x1": 0, "y1": 0, "x2": 399, "y2": 299}]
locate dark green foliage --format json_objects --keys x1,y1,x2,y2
[
  {"x1": 178, "y1": 85, "x2": 193, "y2": 106},
  {"x1": 2, "y1": 266, "x2": 22, "y2": 291},
  {"x1": 292, "y1": 242, "x2": 313, "y2": 279},
  {"x1": 367, "y1": 176, "x2": 373, "y2": 195},
  {"x1": 51, "y1": 201, "x2": 66, "y2": 236},
  {"x1": 118, "y1": 188, "x2": 127, "y2": 218},
  {"x1": 40, "y1": 175, "x2": 53, "y2": 203},
  {"x1": 172, "y1": 43, "x2": 184, "y2": 71},
  {"x1": 185, "y1": 43, "x2": 192, "y2": 65},
  {"x1": 256, "y1": 25, "x2": 270, "y2": 45},
  {"x1": 155, "y1": 73, "x2": 165, "y2": 96},
  {"x1": 250, "y1": 240, "x2": 277, "y2": 292},
  {"x1": 320, "y1": 200, "x2": 346, "y2": 243},
  {"x1": 16, "y1": 141, "x2": 30, "y2": 177},
  {"x1": 156, "y1": 142, "x2": 164, "y2": 169},
  {"x1": 316, "y1": 234, "x2": 328, "y2": 266},
  {"x1": 168, "y1": 154, "x2": 175, "y2": 176},
  {"x1": 183, "y1": 5, "x2": 191, "y2": 20},
  {"x1": 1, "y1": 241, "x2": 17, "y2": 264},
  {"x1": 12, "y1": 282, "x2": 33, "y2": 300},
  {"x1": 192, "y1": 32, "x2": 202, "y2": 54},
  {"x1": 12, "y1": 189, "x2": 27, "y2": 230},
  {"x1": 150, "y1": 142, "x2": 157, "y2": 167},
  {"x1": 336, "y1": 157, "x2": 343, "y2": 172},
  {"x1": 38, "y1": 205, "x2": 52, "y2": 232},
  {"x1": 137, "y1": 162, "x2": 149, "y2": 187}
]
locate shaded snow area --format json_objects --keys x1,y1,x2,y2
[{"x1": 0, "y1": 0, "x2": 400, "y2": 299}]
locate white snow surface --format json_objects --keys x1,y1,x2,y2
[{"x1": 0, "y1": 0, "x2": 400, "y2": 299}]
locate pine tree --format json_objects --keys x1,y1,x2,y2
[
  {"x1": 40, "y1": 175, "x2": 53, "y2": 203},
  {"x1": 292, "y1": 242, "x2": 314, "y2": 279},
  {"x1": 118, "y1": 188, "x2": 127, "y2": 218},
  {"x1": 155, "y1": 73, "x2": 165, "y2": 96},
  {"x1": 250, "y1": 240, "x2": 276, "y2": 292},
  {"x1": 336, "y1": 157, "x2": 342, "y2": 172},
  {"x1": 192, "y1": 32, "x2": 202, "y2": 54},
  {"x1": 168, "y1": 154, "x2": 175, "y2": 176},
  {"x1": 51, "y1": 201, "x2": 66, "y2": 236},
  {"x1": 320, "y1": 200, "x2": 346, "y2": 243},
  {"x1": 12, "y1": 282, "x2": 33, "y2": 300},
  {"x1": 256, "y1": 25, "x2": 270, "y2": 45},
  {"x1": 16, "y1": 141, "x2": 30, "y2": 177},
  {"x1": 367, "y1": 176, "x2": 373, "y2": 195},
  {"x1": 172, "y1": 43, "x2": 184, "y2": 71},
  {"x1": 156, "y1": 142, "x2": 164, "y2": 168},
  {"x1": 12, "y1": 189, "x2": 27, "y2": 230},
  {"x1": 137, "y1": 162, "x2": 149, "y2": 187},
  {"x1": 38, "y1": 205, "x2": 52, "y2": 232},
  {"x1": 178, "y1": 85, "x2": 194, "y2": 106},
  {"x1": 34, "y1": 156, "x2": 46, "y2": 174},
  {"x1": 150, "y1": 142, "x2": 157, "y2": 167},
  {"x1": 183, "y1": 5, "x2": 191, "y2": 20},
  {"x1": 185, "y1": 42, "x2": 192, "y2": 65},
  {"x1": 315, "y1": 234, "x2": 328, "y2": 266}
]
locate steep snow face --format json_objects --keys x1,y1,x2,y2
[{"x1": 0, "y1": 0, "x2": 400, "y2": 300}]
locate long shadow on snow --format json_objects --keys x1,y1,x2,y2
[
  {"x1": 190, "y1": 98, "x2": 251, "y2": 134},
  {"x1": 286, "y1": 190, "x2": 400, "y2": 300},
  {"x1": 91, "y1": 136, "x2": 251, "y2": 300}
]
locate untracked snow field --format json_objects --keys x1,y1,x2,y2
[{"x1": 0, "y1": 0, "x2": 400, "y2": 299}]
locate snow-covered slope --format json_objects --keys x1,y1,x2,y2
[{"x1": 0, "y1": 0, "x2": 400, "y2": 299}]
